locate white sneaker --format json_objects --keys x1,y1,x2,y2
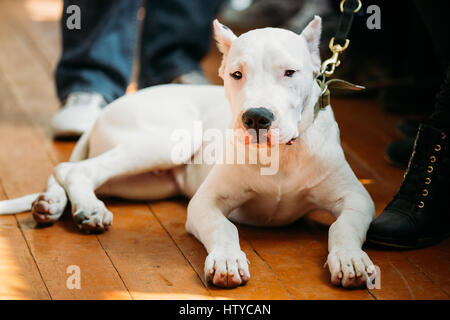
[
  {"x1": 172, "y1": 70, "x2": 210, "y2": 85},
  {"x1": 51, "y1": 92, "x2": 106, "y2": 138}
]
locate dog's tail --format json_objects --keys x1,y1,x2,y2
[{"x1": 0, "y1": 193, "x2": 40, "y2": 215}]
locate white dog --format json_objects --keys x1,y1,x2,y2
[{"x1": 0, "y1": 17, "x2": 375, "y2": 289}]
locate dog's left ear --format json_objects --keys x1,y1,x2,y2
[
  {"x1": 213, "y1": 19, "x2": 237, "y2": 55},
  {"x1": 300, "y1": 16, "x2": 322, "y2": 75},
  {"x1": 213, "y1": 19, "x2": 237, "y2": 79}
]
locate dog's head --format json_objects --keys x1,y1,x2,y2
[{"x1": 214, "y1": 16, "x2": 322, "y2": 145}]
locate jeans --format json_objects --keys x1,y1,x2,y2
[
  {"x1": 55, "y1": 0, "x2": 222, "y2": 103},
  {"x1": 414, "y1": 0, "x2": 450, "y2": 127}
]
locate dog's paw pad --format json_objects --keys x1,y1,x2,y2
[
  {"x1": 74, "y1": 210, "x2": 88, "y2": 224},
  {"x1": 32, "y1": 193, "x2": 66, "y2": 224},
  {"x1": 326, "y1": 248, "x2": 375, "y2": 288},
  {"x1": 204, "y1": 249, "x2": 250, "y2": 288},
  {"x1": 73, "y1": 205, "x2": 113, "y2": 234}
]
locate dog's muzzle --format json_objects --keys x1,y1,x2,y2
[
  {"x1": 241, "y1": 108, "x2": 274, "y2": 144},
  {"x1": 242, "y1": 107, "x2": 274, "y2": 131}
]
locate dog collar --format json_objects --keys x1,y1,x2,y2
[{"x1": 314, "y1": 77, "x2": 365, "y2": 119}]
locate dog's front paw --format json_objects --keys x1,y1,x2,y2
[
  {"x1": 72, "y1": 201, "x2": 113, "y2": 234},
  {"x1": 204, "y1": 249, "x2": 250, "y2": 288},
  {"x1": 326, "y1": 248, "x2": 376, "y2": 288}
]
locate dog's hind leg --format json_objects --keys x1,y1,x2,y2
[
  {"x1": 31, "y1": 128, "x2": 92, "y2": 224},
  {"x1": 55, "y1": 132, "x2": 198, "y2": 233},
  {"x1": 96, "y1": 171, "x2": 180, "y2": 201},
  {"x1": 31, "y1": 175, "x2": 68, "y2": 224}
]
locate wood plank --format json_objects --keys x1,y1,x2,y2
[
  {"x1": 374, "y1": 250, "x2": 448, "y2": 300},
  {"x1": 0, "y1": 6, "x2": 59, "y2": 171},
  {"x1": 4, "y1": 0, "x2": 62, "y2": 73},
  {"x1": 239, "y1": 222, "x2": 373, "y2": 299},
  {"x1": 98, "y1": 202, "x2": 213, "y2": 300},
  {"x1": 345, "y1": 151, "x2": 395, "y2": 216},
  {"x1": 17, "y1": 213, "x2": 132, "y2": 300},
  {"x1": 0, "y1": 183, "x2": 51, "y2": 300},
  {"x1": 333, "y1": 97, "x2": 405, "y2": 193},
  {"x1": 0, "y1": 73, "x2": 54, "y2": 199},
  {"x1": 403, "y1": 240, "x2": 450, "y2": 296},
  {"x1": 149, "y1": 200, "x2": 295, "y2": 299}
]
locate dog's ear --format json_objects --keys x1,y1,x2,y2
[
  {"x1": 300, "y1": 16, "x2": 322, "y2": 75},
  {"x1": 213, "y1": 19, "x2": 237, "y2": 79},
  {"x1": 213, "y1": 19, "x2": 237, "y2": 55}
]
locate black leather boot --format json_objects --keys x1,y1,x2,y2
[{"x1": 367, "y1": 123, "x2": 450, "y2": 248}]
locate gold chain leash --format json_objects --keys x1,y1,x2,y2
[
  {"x1": 320, "y1": 0, "x2": 362, "y2": 79},
  {"x1": 340, "y1": 0, "x2": 362, "y2": 13},
  {"x1": 314, "y1": 0, "x2": 364, "y2": 117}
]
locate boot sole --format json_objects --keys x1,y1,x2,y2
[{"x1": 367, "y1": 231, "x2": 450, "y2": 250}]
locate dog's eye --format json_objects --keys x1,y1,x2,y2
[
  {"x1": 230, "y1": 71, "x2": 242, "y2": 80},
  {"x1": 284, "y1": 70, "x2": 296, "y2": 77}
]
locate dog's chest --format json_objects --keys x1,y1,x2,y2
[{"x1": 229, "y1": 168, "x2": 321, "y2": 226}]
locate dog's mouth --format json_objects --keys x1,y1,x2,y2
[
  {"x1": 240, "y1": 128, "x2": 298, "y2": 146},
  {"x1": 244, "y1": 130, "x2": 270, "y2": 146},
  {"x1": 238, "y1": 127, "x2": 271, "y2": 146},
  {"x1": 286, "y1": 137, "x2": 297, "y2": 145}
]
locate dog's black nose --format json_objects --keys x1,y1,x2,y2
[{"x1": 242, "y1": 108, "x2": 274, "y2": 130}]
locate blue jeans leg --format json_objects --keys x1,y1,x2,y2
[
  {"x1": 55, "y1": 0, "x2": 142, "y2": 103},
  {"x1": 138, "y1": 0, "x2": 223, "y2": 87}
]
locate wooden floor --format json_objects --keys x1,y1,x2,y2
[{"x1": 0, "y1": 0, "x2": 449, "y2": 300}]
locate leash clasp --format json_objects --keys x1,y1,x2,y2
[{"x1": 320, "y1": 37, "x2": 350, "y2": 77}]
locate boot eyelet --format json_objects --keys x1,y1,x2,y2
[
  {"x1": 435, "y1": 144, "x2": 441, "y2": 151},
  {"x1": 418, "y1": 201, "x2": 425, "y2": 208},
  {"x1": 422, "y1": 189, "x2": 428, "y2": 196},
  {"x1": 427, "y1": 165, "x2": 433, "y2": 173},
  {"x1": 425, "y1": 177, "x2": 431, "y2": 184},
  {"x1": 442, "y1": 132, "x2": 447, "y2": 139},
  {"x1": 429, "y1": 155, "x2": 436, "y2": 163}
]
